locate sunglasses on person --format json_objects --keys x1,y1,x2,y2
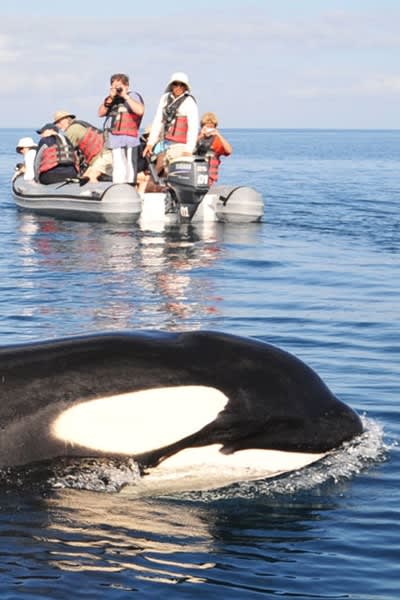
[{"x1": 171, "y1": 81, "x2": 185, "y2": 86}]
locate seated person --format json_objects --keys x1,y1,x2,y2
[
  {"x1": 136, "y1": 128, "x2": 166, "y2": 194},
  {"x1": 53, "y1": 110, "x2": 112, "y2": 183},
  {"x1": 14, "y1": 137, "x2": 38, "y2": 181},
  {"x1": 195, "y1": 112, "x2": 232, "y2": 186},
  {"x1": 136, "y1": 128, "x2": 150, "y2": 194},
  {"x1": 34, "y1": 123, "x2": 78, "y2": 185}
]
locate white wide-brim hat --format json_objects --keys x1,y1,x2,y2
[
  {"x1": 16, "y1": 136, "x2": 38, "y2": 152},
  {"x1": 165, "y1": 72, "x2": 191, "y2": 93}
]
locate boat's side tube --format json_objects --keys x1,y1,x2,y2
[{"x1": 210, "y1": 185, "x2": 264, "y2": 223}]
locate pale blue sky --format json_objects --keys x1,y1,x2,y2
[{"x1": 1, "y1": 1, "x2": 400, "y2": 128}]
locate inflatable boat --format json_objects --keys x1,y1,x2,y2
[
  {"x1": 12, "y1": 176, "x2": 142, "y2": 225},
  {"x1": 12, "y1": 157, "x2": 264, "y2": 225}
]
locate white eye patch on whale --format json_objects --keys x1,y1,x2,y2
[{"x1": 51, "y1": 385, "x2": 228, "y2": 455}]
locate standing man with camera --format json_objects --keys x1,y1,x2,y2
[{"x1": 98, "y1": 73, "x2": 144, "y2": 184}]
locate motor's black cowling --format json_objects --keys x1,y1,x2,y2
[{"x1": 166, "y1": 157, "x2": 210, "y2": 220}]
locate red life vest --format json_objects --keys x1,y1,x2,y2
[
  {"x1": 110, "y1": 110, "x2": 142, "y2": 136},
  {"x1": 165, "y1": 115, "x2": 188, "y2": 144},
  {"x1": 107, "y1": 95, "x2": 143, "y2": 137},
  {"x1": 75, "y1": 124, "x2": 104, "y2": 164},
  {"x1": 38, "y1": 134, "x2": 77, "y2": 174},
  {"x1": 162, "y1": 92, "x2": 195, "y2": 144}
]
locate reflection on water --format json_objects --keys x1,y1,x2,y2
[
  {"x1": 0, "y1": 490, "x2": 217, "y2": 589},
  {"x1": 0, "y1": 485, "x2": 341, "y2": 592},
  {"x1": 13, "y1": 213, "x2": 262, "y2": 339},
  {"x1": 44, "y1": 492, "x2": 216, "y2": 585}
]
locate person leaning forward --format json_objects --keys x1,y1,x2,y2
[
  {"x1": 34, "y1": 122, "x2": 78, "y2": 185},
  {"x1": 54, "y1": 111, "x2": 112, "y2": 183}
]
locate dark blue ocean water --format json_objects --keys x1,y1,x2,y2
[{"x1": 0, "y1": 128, "x2": 399, "y2": 599}]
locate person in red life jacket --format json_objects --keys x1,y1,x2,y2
[
  {"x1": 98, "y1": 73, "x2": 144, "y2": 184},
  {"x1": 143, "y1": 72, "x2": 199, "y2": 175},
  {"x1": 34, "y1": 123, "x2": 78, "y2": 185},
  {"x1": 195, "y1": 112, "x2": 232, "y2": 187},
  {"x1": 53, "y1": 110, "x2": 112, "y2": 183}
]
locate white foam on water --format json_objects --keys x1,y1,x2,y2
[{"x1": 49, "y1": 457, "x2": 141, "y2": 493}]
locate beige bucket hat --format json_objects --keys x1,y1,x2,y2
[{"x1": 53, "y1": 110, "x2": 76, "y2": 124}]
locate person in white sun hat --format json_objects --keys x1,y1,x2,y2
[
  {"x1": 143, "y1": 71, "x2": 199, "y2": 176},
  {"x1": 14, "y1": 136, "x2": 38, "y2": 181}
]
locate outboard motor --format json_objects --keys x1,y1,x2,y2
[{"x1": 166, "y1": 156, "x2": 210, "y2": 221}]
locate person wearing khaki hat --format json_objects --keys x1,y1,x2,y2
[
  {"x1": 143, "y1": 71, "x2": 198, "y2": 174},
  {"x1": 53, "y1": 111, "x2": 76, "y2": 124},
  {"x1": 14, "y1": 136, "x2": 38, "y2": 181},
  {"x1": 54, "y1": 110, "x2": 112, "y2": 183}
]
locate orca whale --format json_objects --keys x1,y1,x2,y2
[{"x1": 0, "y1": 330, "x2": 363, "y2": 484}]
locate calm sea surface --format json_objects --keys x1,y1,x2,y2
[{"x1": 0, "y1": 128, "x2": 398, "y2": 599}]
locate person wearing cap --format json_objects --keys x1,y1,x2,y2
[
  {"x1": 14, "y1": 137, "x2": 38, "y2": 181},
  {"x1": 143, "y1": 72, "x2": 199, "y2": 172},
  {"x1": 54, "y1": 110, "x2": 112, "y2": 183},
  {"x1": 34, "y1": 123, "x2": 78, "y2": 185},
  {"x1": 98, "y1": 73, "x2": 144, "y2": 184},
  {"x1": 195, "y1": 112, "x2": 232, "y2": 186}
]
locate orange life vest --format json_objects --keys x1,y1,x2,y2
[{"x1": 38, "y1": 134, "x2": 77, "y2": 174}]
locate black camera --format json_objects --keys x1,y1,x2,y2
[{"x1": 116, "y1": 87, "x2": 123, "y2": 94}]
